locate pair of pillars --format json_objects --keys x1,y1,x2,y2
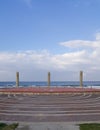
[
  {"x1": 47, "y1": 71, "x2": 83, "y2": 87},
  {"x1": 15, "y1": 72, "x2": 51, "y2": 88},
  {"x1": 16, "y1": 71, "x2": 83, "y2": 88}
]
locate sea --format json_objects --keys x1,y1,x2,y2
[{"x1": 0, "y1": 81, "x2": 100, "y2": 88}]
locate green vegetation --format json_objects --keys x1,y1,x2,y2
[
  {"x1": 0, "y1": 123, "x2": 18, "y2": 130},
  {"x1": 79, "y1": 123, "x2": 100, "y2": 130}
]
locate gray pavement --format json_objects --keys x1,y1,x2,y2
[{"x1": 16, "y1": 122, "x2": 79, "y2": 130}]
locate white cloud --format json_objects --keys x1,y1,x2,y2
[
  {"x1": 0, "y1": 33, "x2": 100, "y2": 81},
  {"x1": 60, "y1": 34, "x2": 100, "y2": 49},
  {"x1": 96, "y1": 32, "x2": 100, "y2": 40}
]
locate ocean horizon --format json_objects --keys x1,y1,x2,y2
[{"x1": 0, "y1": 81, "x2": 100, "y2": 88}]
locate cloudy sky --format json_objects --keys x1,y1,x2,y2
[{"x1": 0, "y1": 0, "x2": 100, "y2": 81}]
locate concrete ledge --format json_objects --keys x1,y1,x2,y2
[{"x1": 0, "y1": 87, "x2": 100, "y2": 95}]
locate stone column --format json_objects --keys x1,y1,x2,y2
[
  {"x1": 16, "y1": 72, "x2": 19, "y2": 87},
  {"x1": 80, "y1": 71, "x2": 83, "y2": 88},
  {"x1": 48, "y1": 72, "x2": 50, "y2": 88}
]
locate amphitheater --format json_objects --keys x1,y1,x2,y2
[{"x1": 0, "y1": 87, "x2": 100, "y2": 123}]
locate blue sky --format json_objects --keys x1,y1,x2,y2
[{"x1": 0, "y1": 0, "x2": 100, "y2": 81}]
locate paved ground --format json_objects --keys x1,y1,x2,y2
[{"x1": 16, "y1": 122, "x2": 79, "y2": 130}]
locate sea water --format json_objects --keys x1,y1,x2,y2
[{"x1": 0, "y1": 81, "x2": 100, "y2": 88}]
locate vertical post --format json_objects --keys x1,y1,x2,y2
[
  {"x1": 16, "y1": 72, "x2": 19, "y2": 87},
  {"x1": 80, "y1": 71, "x2": 83, "y2": 88},
  {"x1": 48, "y1": 72, "x2": 50, "y2": 88}
]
